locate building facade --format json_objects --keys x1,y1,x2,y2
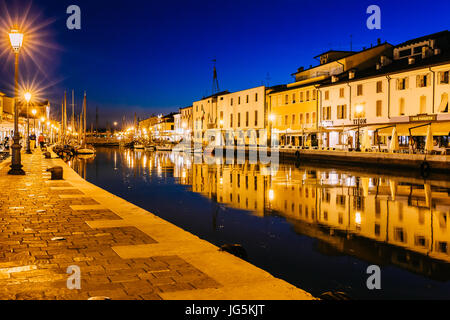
[{"x1": 318, "y1": 31, "x2": 450, "y2": 152}]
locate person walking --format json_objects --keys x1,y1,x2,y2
[{"x1": 38, "y1": 134, "x2": 45, "y2": 150}]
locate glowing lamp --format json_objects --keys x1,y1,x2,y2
[
  {"x1": 9, "y1": 29, "x2": 24, "y2": 53},
  {"x1": 31, "y1": 109, "x2": 37, "y2": 116},
  {"x1": 24, "y1": 92, "x2": 31, "y2": 103},
  {"x1": 355, "y1": 104, "x2": 364, "y2": 115}
]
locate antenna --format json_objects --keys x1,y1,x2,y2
[
  {"x1": 266, "y1": 72, "x2": 271, "y2": 87},
  {"x1": 212, "y1": 59, "x2": 220, "y2": 94}
]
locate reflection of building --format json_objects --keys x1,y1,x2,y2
[
  {"x1": 185, "y1": 158, "x2": 450, "y2": 274},
  {"x1": 319, "y1": 31, "x2": 450, "y2": 151}
]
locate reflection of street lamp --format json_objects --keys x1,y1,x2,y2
[
  {"x1": 355, "y1": 104, "x2": 364, "y2": 152},
  {"x1": 24, "y1": 92, "x2": 32, "y2": 154},
  {"x1": 8, "y1": 27, "x2": 25, "y2": 175}
]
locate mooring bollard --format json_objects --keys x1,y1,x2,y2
[
  {"x1": 47, "y1": 166, "x2": 63, "y2": 180},
  {"x1": 44, "y1": 152, "x2": 51, "y2": 159}
]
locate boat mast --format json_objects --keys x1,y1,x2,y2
[{"x1": 83, "y1": 91, "x2": 87, "y2": 147}]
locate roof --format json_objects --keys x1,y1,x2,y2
[
  {"x1": 313, "y1": 50, "x2": 355, "y2": 59},
  {"x1": 395, "y1": 30, "x2": 450, "y2": 48},
  {"x1": 200, "y1": 91, "x2": 230, "y2": 100},
  {"x1": 320, "y1": 50, "x2": 450, "y2": 87},
  {"x1": 292, "y1": 42, "x2": 393, "y2": 76},
  {"x1": 179, "y1": 105, "x2": 193, "y2": 110},
  {"x1": 268, "y1": 79, "x2": 326, "y2": 95}
]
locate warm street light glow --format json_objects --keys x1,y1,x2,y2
[
  {"x1": 355, "y1": 212, "x2": 362, "y2": 225},
  {"x1": 31, "y1": 109, "x2": 37, "y2": 116},
  {"x1": 269, "y1": 114, "x2": 276, "y2": 122},
  {"x1": 356, "y1": 104, "x2": 364, "y2": 115},
  {"x1": 40, "y1": 117, "x2": 45, "y2": 122},
  {"x1": 24, "y1": 92, "x2": 31, "y2": 102},
  {"x1": 9, "y1": 28, "x2": 24, "y2": 53}
]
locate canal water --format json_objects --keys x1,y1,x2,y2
[{"x1": 68, "y1": 147, "x2": 450, "y2": 300}]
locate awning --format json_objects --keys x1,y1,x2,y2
[{"x1": 377, "y1": 121, "x2": 450, "y2": 137}]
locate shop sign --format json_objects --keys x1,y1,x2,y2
[{"x1": 410, "y1": 114, "x2": 436, "y2": 122}]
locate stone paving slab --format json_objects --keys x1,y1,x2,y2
[{"x1": 0, "y1": 151, "x2": 315, "y2": 300}]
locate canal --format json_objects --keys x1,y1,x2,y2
[{"x1": 68, "y1": 147, "x2": 450, "y2": 300}]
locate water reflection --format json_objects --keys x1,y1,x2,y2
[{"x1": 69, "y1": 147, "x2": 450, "y2": 298}]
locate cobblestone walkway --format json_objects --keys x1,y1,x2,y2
[{"x1": 0, "y1": 152, "x2": 220, "y2": 300}]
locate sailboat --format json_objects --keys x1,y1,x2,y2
[{"x1": 75, "y1": 92, "x2": 96, "y2": 155}]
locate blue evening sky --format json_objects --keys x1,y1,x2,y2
[{"x1": 2, "y1": 0, "x2": 450, "y2": 126}]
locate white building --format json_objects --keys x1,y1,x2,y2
[
  {"x1": 318, "y1": 31, "x2": 450, "y2": 153},
  {"x1": 217, "y1": 86, "x2": 267, "y2": 146}
]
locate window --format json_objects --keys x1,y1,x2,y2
[
  {"x1": 420, "y1": 96, "x2": 427, "y2": 114},
  {"x1": 439, "y1": 71, "x2": 449, "y2": 84},
  {"x1": 238, "y1": 97, "x2": 241, "y2": 105},
  {"x1": 376, "y1": 81, "x2": 383, "y2": 93},
  {"x1": 339, "y1": 88, "x2": 345, "y2": 98},
  {"x1": 323, "y1": 106, "x2": 331, "y2": 120},
  {"x1": 230, "y1": 114, "x2": 233, "y2": 127},
  {"x1": 246, "y1": 112, "x2": 249, "y2": 127},
  {"x1": 255, "y1": 111, "x2": 258, "y2": 126},
  {"x1": 337, "y1": 105, "x2": 347, "y2": 119},
  {"x1": 313, "y1": 90, "x2": 317, "y2": 100},
  {"x1": 399, "y1": 48, "x2": 412, "y2": 58},
  {"x1": 292, "y1": 93, "x2": 296, "y2": 103},
  {"x1": 312, "y1": 112, "x2": 316, "y2": 124},
  {"x1": 285, "y1": 95, "x2": 289, "y2": 105},
  {"x1": 376, "y1": 100, "x2": 382, "y2": 117},
  {"x1": 255, "y1": 93, "x2": 258, "y2": 102},
  {"x1": 292, "y1": 114, "x2": 296, "y2": 124},
  {"x1": 325, "y1": 91, "x2": 330, "y2": 100},
  {"x1": 231, "y1": 98, "x2": 234, "y2": 106},
  {"x1": 306, "y1": 91, "x2": 310, "y2": 101},
  {"x1": 300, "y1": 113, "x2": 304, "y2": 124},
  {"x1": 300, "y1": 92, "x2": 304, "y2": 102},
  {"x1": 285, "y1": 115, "x2": 289, "y2": 125},
  {"x1": 306, "y1": 113, "x2": 310, "y2": 123},
  {"x1": 357, "y1": 84, "x2": 363, "y2": 96},
  {"x1": 417, "y1": 74, "x2": 430, "y2": 87},
  {"x1": 397, "y1": 78, "x2": 408, "y2": 90},
  {"x1": 399, "y1": 98, "x2": 405, "y2": 115},
  {"x1": 238, "y1": 113, "x2": 241, "y2": 127},
  {"x1": 220, "y1": 111, "x2": 224, "y2": 122}
]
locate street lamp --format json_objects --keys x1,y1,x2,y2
[
  {"x1": 31, "y1": 109, "x2": 37, "y2": 148},
  {"x1": 8, "y1": 27, "x2": 25, "y2": 175},
  {"x1": 24, "y1": 92, "x2": 32, "y2": 154},
  {"x1": 269, "y1": 114, "x2": 276, "y2": 147},
  {"x1": 355, "y1": 104, "x2": 364, "y2": 152}
]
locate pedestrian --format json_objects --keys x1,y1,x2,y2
[{"x1": 38, "y1": 134, "x2": 45, "y2": 149}]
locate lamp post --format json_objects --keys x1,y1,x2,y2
[
  {"x1": 8, "y1": 27, "x2": 25, "y2": 175},
  {"x1": 269, "y1": 114, "x2": 275, "y2": 147},
  {"x1": 40, "y1": 117, "x2": 45, "y2": 136},
  {"x1": 32, "y1": 109, "x2": 37, "y2": 148},
  {"x1": 24, "y1": 92, "x2": 32, "y2": 154},
  {"x1": 355, "y1": 104, "x2": 364, "y2": 152}
]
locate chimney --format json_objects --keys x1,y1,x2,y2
[
  {"x1": 422, "y1": 46, "x2": 433, "y2": 59},
  {"x1": 377, "y1": 38, "x2": 381, "y2": 45},
  {"x1": 297, "y1": 67, "x2": 304, "y2": 72},
  {"x1": 349, "y1": 70, "x2": 356, "y2": 79}
]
